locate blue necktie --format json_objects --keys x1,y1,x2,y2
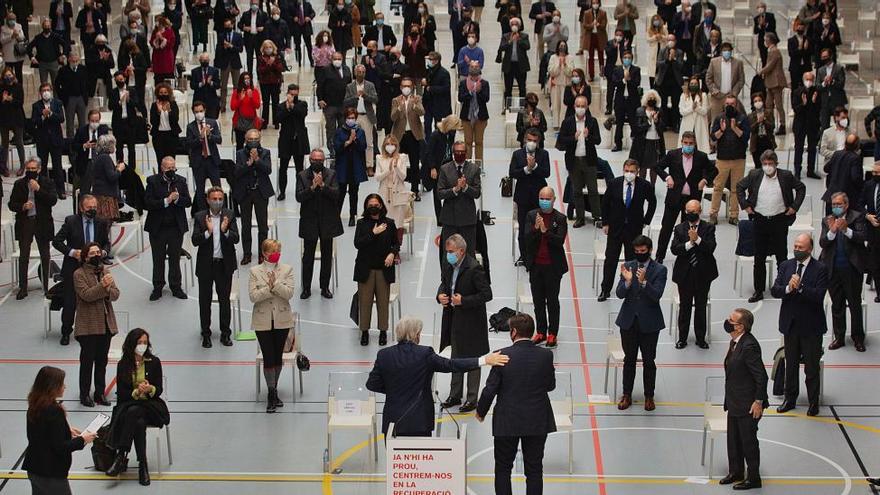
[
  {"x1": 85, "y1": 220, "x2": 93, "y2": 243},
  {"x1": 625, "y1": 182, "x2": 633, "y2": 209}
]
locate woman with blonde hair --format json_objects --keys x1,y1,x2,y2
[
  {"x1": 375, "y1": 135, "x2": 410, "y2": 245},
  {"x1": 149, "y1": 15, "x2": 176, "y2": 83},
  {"x1": 257, "y1": 39, "x2": 285, "y2": 129},
  {"x1": 645, "y1": 14, "x2": 667, "y2": 87},
  {"x1": 678, "y1": 76, "x2": 711, "y2": 151}
]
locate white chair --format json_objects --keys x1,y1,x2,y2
[
  {"x1": 511, "y1": 203, "x2": 519, "y2": 258},
  {"x1": 147, "y1": 376, "x2": 173, "y2": 474},
  {"x1": 515, "y1": 266, "x2": 532, "y2": 312},
  {"x1": 214, "y1": 271, "x2": 243, "y2": 337},
  {"x1": 401, "y1": 198, "x2": 415, "y2": 256},
  {"x1": 0, "y1": 217, "x2": 14, "y2": 258},
  {"x1": 788, "y1": 194, "x2": 814, "y2": 235},
  {"x1": 733, "y1": 226, "x2": 774, "y2": 297},
  {"x1": 603, "y1": 312, "x2": 629, "y2": 399},
  {"x1": 389, "y1": 265, "x2": 403, "y2": 330},
  {"x1": 701, "y1": 376, "x2": 727, "y2": 479},
  {"x1": 701, "y1": 185, "x2": 731, "y2": 220},
  {"x1": 668, "y1": 291, "x2": 712, "y2": 343},
  {"x1": 550, "y1": 372, "x2": 574, "y2": 474},
  {"x1": 327, "y1": 372, "x2": 379, "y2": 470},
  {"x1": 112, "y1": 210, "x2": 145, "y2": 254},
  {"x1": 9, "y1": 244, "x2": 44, "y2": 287},
  {"x1": 255, "y1": 313, "x2": 305, "y2": 402},
  {"x1": 591, "y1": 233, "x2": 607, "y2": 292}
]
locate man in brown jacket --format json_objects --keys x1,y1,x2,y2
[
  {"x1": 760, "y1": 33, "x2": 788, "y2": 135},
  {"x1": 579, "y1": 2, "x2": 607, "y2": 81},
  {"x1": 391, "y1": 77, "x2": 426, "y2": 198}
]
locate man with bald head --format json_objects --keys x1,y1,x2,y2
[
  {"x1": 670, "y1": 200, "x2": 717, "y2": 349},
  {"x1": 523, "y1": 187, "x2": 568, "y2": 347},
  {"x1": 771, "y1": 233, "x2": 828, "y2": 416}
]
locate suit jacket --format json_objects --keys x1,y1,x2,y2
[
  {"x1": 108, "y1": 87, "x2": 141, "y2": 143},
  {"x1": 557, "y1": 114, "x2": 601, "y2": 166},
  {"x1": 603, "y1": 39, "x2": 632, "y2": 79},
  {"x1": 760, "y1": 46, "x2": 787, "y2": 89},
  {"x1": 457, "y1": 78, "x2": 490, "y2": 121},
  {"x1": 143, "y1": 173, "x2": 192, "y2": 234},
  {"x1": 787, "y1": 34, "x2": 813, "y2": 74},
  {"x1": 30, "y1": 99, "x2": 66, "y2": 149},
  {"x1": 22, "y1": 405, "x2": 86, "y2": 478},
  {"x1": 344, "y1": 80, "x2": 378, "y2": 125},
  {"x1": 791, "y1": 85, "x2": 822, "y2": 134},
  {"x1": 736, "y1": 169, "x2": 806, "y2": 224},
  {"x1": 233, "y1": 147, "x2": 274, "y2": 201},
  {"x1": 655, "y1": 47, "x2": 684, "y2": 88},
  {"x1": 523, "y1": 208, "x2": 568, "y2": 275},
  {"x1": 191, "y1": 208, "x2": 240, "y2": 277},
  {"x1": 190, "y1": 65, "x2": 222, "y2": 110},
  {"x1": 670, "y1": 220, "x2": 718, "y2": 285},
  {"x1": 509, "y1": 148, "x2": 550, "y2": 206},
  {"x1": 55, "y1": 64, "x2": 91, "y2": 103},
  {"x1": 71, "y1": 123, "x2": 110, "y2": 178},
  {"x1": 615, "y1": 259, "x2": 667, "y2": 332},
  {"x1": 7, "y1": 175, "x2": 58, "y2": 240},
  {"x1": 497, "y1": 32, "x2": 531, "y2": 73},
  {"x1": 816, "y1": 63, "x2": 847, "y2": 111},
  {"x1": 753, "y1": 12, "x2": 776, "y2": 40},
  {"x1": 723, "y1": 332, "x2": 769, "y2": 417},
  {"x1": 771, "y1": 257, "x2": 828, "y2": 335},
  {"x1": 581, "y1": 8, "x2": 608, "y2": 50},
  {"x1": 238, "y1": 9, "x2": 269, "y2": 42},
  {"x1": 437, "y1": 160, "x2": 481, "y2": 227},
  {"x1": 611, "y1": 65, "x2": 641, "y2": 112},
  {"x1": 390, "y1": 94, "x2": 425, "y2": 141},
  {"x1": 601, "y1": 176, "x2": 657, "y2": 239},
  {"x1": 149, "y1": 101, "x2": 181, "y2": 137},
  {"x1": 185, "y1": 118, "x2": 223, "y2": 169},
  {"x1": 705, "y1": 57, "x2": 745, "y2": 100},
  {"x1": 248, "y1": 262, "x2": 296, "y2": 330},
  {"x1": 362, "y1": 24, "x2": 397, "y2": 49},
  {"x1": 613, "y1": 2, "x2": 639, "y2": 34},
  {"x1": 317, "y1": 64, "x2": 352, "y2": 107},
  {"x1": 422, "y1": 65, "x2": 452, "y2": 118},
  {"x1": 656, "y1": 149, "x2": 715, "y2": 206},
  {"x1": 295, "y1": 168, "x2": 344, "y2": 240},
  {"x1": 214, "y1": 30, "x2": 245, "y2": 70},
  {"x1": 367, "y1": 341, "x2": 479, "y2": 435},
  {"x1": 276, "y1": 99, "x2": 310, "y2": 157},
  {"x1": 821, "y1": 150, "x2": 864, "y2": 204},
  {"x1": 860, "y1": 178, "x2": 880, "y2": 215},
  {"x1": 476, "y1": 340, "x2": 556, "y2": 437},
  {"x1": 437, "y1": 254, "x2": 492, "y2": 357},
  {"x1": 52, "y1": 214, "x2": 111, "y2": 276},
  {"x1": 528, "y1": 1, "x2": 556, "y2": 34},
  {"x1": 819, "y1": 209, "x2": 869, "y2": 274}
]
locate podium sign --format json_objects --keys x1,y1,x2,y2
[{"x1": 385, "y1": 423, "x2": 467, "y2": 495}]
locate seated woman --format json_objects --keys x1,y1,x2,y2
[{"x1": 106, "y1": 328, "x2": 170, "y2": 486}]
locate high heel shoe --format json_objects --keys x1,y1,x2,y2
[
  {"x1": 105, "y1": 451, "x2": 130, "y2": 476},
  {"x1": 138, "y1": 461, "x2": 151, "y2": 486}
]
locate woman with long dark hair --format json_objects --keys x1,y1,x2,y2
[
  {"x1": 24, "y1": 366, "x2": 96, "y2": 495},
  {"x1": 230, "y1": 71, "x2": 262, "y2": 149},
  {"x1": 353, "y1": 193, "x2": 399, "y2": 346},
  {"x1": 149, "y1": 82, "x2": 181, "y2": 163},
  {"x1": 105, "y1": 328, "x2": 170, "y2": 485}
]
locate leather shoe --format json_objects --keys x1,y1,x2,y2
[
  {"x1": 776, "y1": 401, "x2": 796, "y2": 413},
  {"x1": 855, "y1": 342, "x2": 866, "y2": 352},
  {"x1": 748, "y1": 291, "x2": 763, "y2": 303},
  {"x1": 80, "y1": 395, "x2": 95, "y2": 407},
  {"x1": 546, "y1": 334, "x2": 557, "y2": 348},
  {"x1": 240, "y1": 255, "x2": 252, "y2": 265},
  {"x1": 220, "y1": 335, "x2": 233, "y2": 347},
  {"x1": 16, "y1": 289, "x2": 27, "y2": 300},
  {"x1": 440, "y1": 397, "x2": 461, "y2": 409},
  {"x1": 617, "y1": 394, "x2": 632, "y2": 410},
  {"x1": 828, "y1": 339, "x2": 844, "y2": 350},
  {"x1": 875, "y1": 295, "x2": 880, "y2": 303},
  {"x1": 171, "y1": 288, "x2": 188, "y2": 300},
  {"x1": 728, "y1": 217, "x2": 739, "y2": 226},
  {"x1": 300, "y1": 288, "x2": 311, "y2": 299},
  {"x1": 60, "y1": 334, "x2": 70, "y2": 345},
  {"x1": 719, "y1": 474, "x2": 744, "y2": 485},
  {"x1": 675, "y1": 341, "x2": 687, "y2": 349},
  {"x1": 360, "y1": 331, "x2": 369, "y2": 346},
  {"x1": 378, "y1": 331, "x2": 388, "y2": 346},
  {"x1": 321, "y1": 288, "x2": 334, "y2": 299},
  {"x1": 201, "y1": 335, "x2": 212, "y2": 348},
  {"x1": 807, "y1": 172, "x2": 821, "y2": 179},
  {"x1": 277, "y1": 193, "x2": 286, "y2": 201},
  {"x1": 597, "y1": 291, "x2": 610, "y2": 302},
  {"x1": 573, "y1": 219, "x2": 586, "y2": 228},
  {"x1": 807, "y1": 403, "x2": 819, "y2": 416},
  {"x1": 94, "y1": 393, "x2": 111, "y2": 406},
  {"x1": 138, "y1": 462, "x2": 151, "y2": 486},
  {"x1": 644, "y1": 398, "x2": 656, "y2": 411},
  {"x1": 348, "y1": 217, "x2": 356, "y2": 227},
  {"x1": 696, "y1": 341, "x2": 710, "y2": 349},
  {"x1": 732, "y1": 480, "x2": 762, "y2": 490},
  {"x1": 459, "y1": 401, "x2": 477, "y2": 413},
  {"x1": 105, "y1": 451, "x2": 129, "y2": 476},
  {"x1": 149, "y1": 288, "x2": 162, "y2": 301}
]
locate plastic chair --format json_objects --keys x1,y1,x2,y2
[
  {"x1": 733, "y1": 226, "x2": 774, "y2": 297},
  {"x1": 549, "y1": 372, "x2": 574, "y2": 474},
  {"x1": 701, "y1": 376, "x2": 727, "y2": 479},
  {"x1": 147, "y1": 376, "x2": 173, "y2": 474},
  {"x1": 788, "y1": 194, "x2": 814, "y2": 235},
  {"x1": 256, "y1": 313, "x2": 305, "y2": 402},
  {"x1": 112, "y1": 210, "x2": 145, "y2": 254},
  {"x1": 305, "y1": 238, "x2": 339, "y2": 289},
  {"x1": 326, "y1": 372, "x2": 379, "y2": 470},
  {"x1": 214, "y1": 271, "x2": 243, "y2": 337},
  {"x1": 668, "y1": 290, "x2": 713, "y2": 343},
  {"x1": 389, "y1": 265, "x2": 402, "y2": 330},
  {"x1": 510, "y1": 202, "x2": 519, "y2": 258},
  {"x1": 515, "y1": 265, "x2": 532, "y2": 312},
  {"x1": 603, "y1": 312, "x2": 628, "y2": 399}
]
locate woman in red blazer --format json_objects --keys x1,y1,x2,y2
[
  {"x1": 256, "y1": 40, "x2": 285, "y2": 130},
  {"x1": 150, "y1": 16, "x2": 177, "y2": 83},
  {"x1": 230, "y1": 72, "x2": 262, "y2": 149}
]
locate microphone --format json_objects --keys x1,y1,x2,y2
[{"x1": 434, "y1": 390, "x2": 461, "y2": 439}]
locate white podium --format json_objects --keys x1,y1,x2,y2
[{"x1": 385, "y1": 423, "x2": 468, "y2": 495}]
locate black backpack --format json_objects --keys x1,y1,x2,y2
[{"x1": 488, "y1": 307, "x2": 518, "y2": 333}]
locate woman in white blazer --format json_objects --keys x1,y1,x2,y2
[
  {"x1": 248, "y1": 239, "x2": 296, "y2": 413},
  {"x1": 547, "y1": 41, "x2": 573, "y2": 128},
  {"x1": 374, "y1": 134, "x2": 410, "y2": 245},
  {"x1": 679, "y1": 75, "x2": 711, "y2": 153}
]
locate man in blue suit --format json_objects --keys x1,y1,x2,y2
[
  {"x1": 509, "y1": 128, "x2": 550, "y2": 260},
  {"x1": 421, "y1": 52, "x2": 452, "y2": 137},
  {"x1": 366, "y1": 316, "x2": 508, "y2": 436},
  {"x1": 770, "y1": 233, "x2": 828, "y2": 417},
  {"x1": 185, "y1": 101, "x2": 223, "y2": 216},
  {"x1": 615, "y1": 235, "x2": 667, "y2": 411},
  {"x1": 30, "y1": 82, "x2": 67, "y2": 199},
  {"x1": 190, "y1": 53, "x2": 223, "y2": 118}
]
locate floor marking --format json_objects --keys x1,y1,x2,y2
[
  {"x1": 415, "y1": 215, "x2": 433, "y2": 300},
  {"x1": 830, "y1": 405, "x2": 880, "y2": 495}
]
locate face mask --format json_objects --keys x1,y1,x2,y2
[
  {"x1": 525, "y1": 141, "x2": 537, "y2": 152},
  {"x1": 468, "y1": 69, "x2": 481, "y2": 78},
  {"x1": 453, "y1": 152, "x2": 466, "y2": 163},
  {"x1": 89, "y1": 122, "x2": 100, "y2": 131},
  {"x1": 310, "y1": 160, "x2": 324, "y2": 172},
  {"x1": 6, "y1": 21, "x2": 15, "y2": 28},
  {"x1": 821, "y1": 58, "x2": 831, "y2": 66},
  {"x1": 376, "y1": 18, "x2": 384, "y2": 25},
  {"x1": 200, "y1": 60, "x2": 209, "y2": 68},
  {"x1": 135, "y1": 344, "x2": 148, "y2": 356},
  {"x1": 652, "y1": 20, "x2": 661, "y2": 27},
  {"x1": 615, "y1": 35, "x2": 623, "y2": 42},
  {"x1": 721, "y1": 50, "x2": 732, "y2": 60},
  {"x1": 634, "y1": 252, "x2": 650, "y2": 263},
  {"x1": 89, "y1": 256, "x2": 102, "y2": 266},
  {"x1": 266, "y1": 252, "x2": 281, "y2": 264},
  {"x1": 250, "y1": 4, "x2": 258, "y2": 10},
  {"x1": 401, "y1": 86, "x2": 412, "y2": 96},
  {"x1": 757, "y1": 7, "x2": 765, "y2": 14},
  {"x1": 754, "y1": 101, "x2": 763, "y2": 110},
  {"x1": 689, "y1": 84, "x2": 700, "y2": 93},
  {"x1": 418, "y1": 7, "x2": 425, "y2": 14},
  {"x1": 762, "y1": 165, "x2": 776, "y2": 176},
  {"x1": 336, "y1": 4, "x2": 343, "y2": 9},
  {"x1": 164, "y1": 169, "x2": 176, "y2": 180},
  {"x1": 332, "y1": 59, "x2": 343, "y2": 68},
  {"x1": 592, "y1": 3, "x2": 599, "y2": 7},
  {"x1": 345, "y1": 118, "x2": 358, "y2": 128},
  {"x1": 510, "y1": 25, "x2": 519, "y2": 32},
  {"x1": 723, "y1": 320, "x2": 735, "y2": 334},
  {"x1": 838, "y1": 118, "x2": 848, "y2": 128},
  {"x1": 575, "y1": 107, "x2": 586, "y2": 117},
  {"x1": 667, "y1": 41, "x2": 675, "y2": 48},
  {"x1": 538, "y1": 198, "x2": 553, "y2": 211},
  {"x1": 195, "y1": 111, "x2": 205, "y2": 121},
  {"x1": 624, "y1": 171, "x2": 636, "y2": 182},
  {"x1": 685, "y1": 211, "x2": 700, "y2": 223},
  {"x1": 366, "y1": 205, "x2": 381, "y2": 216},
  {"x1": 467, "y1": 37, "x2": 476, "y2": 46},
  {"x1": 822, "y1": 18, "x2": 830, "y2": 26},
  {"x1": 803, "y1": 80, "x2": 814, "y2": 88},
  {"x1": 831, "y1": 206, "x2": 845, "y2": 217},
  {"x1": 42, "y1": 91, "x2": 52, "y2": 101},
  {"x1": 25, "y1": 170, "x2": 38, "y2": 180},
  {"x1": 208, "y1": 199, "x2": 223, "y2": 211},
  {"x1": 272, "y1": 14, "x2": 280, "y2": 20},
  {"x1": 84, "y1": 208, "x2": 98, "y2": 219},
  {"x1": 682, "y1": 144, "x2": 695, "y2": 154},
  {"x1": 622, "y1": 59, "x2": 632, "y2": 68},
  {"x1": 43, "y1": 27, "x2": 51, "y2": 33},
  {"x1": 704, "y1": 16, "x2": 713, "y2": 24},
  {"x1": 553, "y1": 16, "x2": 560, "y2": 23},
  {"x1": 385, "y1": 144, "x2": 397, "y2": 154},
  {"x1": 571, "y1": 76, "x2": 581, "y2": 85},
  {"x1": 446, "y1": 252, "x2": 458, "y2": 265},
  {"x1": 264, "y1": 48, "x2": 275, "y2": 55},
  {"x1": 793, "y1": 249, "x2": 810, "y2": 261},
  {"x1": 646, "y1": 99, "x2": 656, "y2": 108},
  {"x1": 158, "y1": 94, "x2": 170, "y2": 101},
  {"x1": 425, "y1": 59, "x2": 433, "y2": 69}
]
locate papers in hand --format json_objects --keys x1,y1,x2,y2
[{"x1": 84, "y1": 413, "x2": 111, "y2": 434}]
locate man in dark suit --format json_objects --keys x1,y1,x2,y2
[
  {"x1": 192, "y1": 187, "x2": 239, "y2": 348},
  {"x1": 787, "y1": 22, "x2": 812, "y2": 91},
  {"x1": 215, "y1": 18, "x2": 245, "y2": 110},
  {"x1": 190, "y1": 53, "x2": 223, "y2": 118},
  {"x1": 861, "y1": 163, "x2": 880, "y2": 303},
  {"x1": 317, "y1": 52, "x2": 352, "y2": 156},
  {"x1": 752, "y1": 2, "x2": 776, "y2": 66},
  {"x1": 75, "y1": 0, "x2": 107, "y2": 50},
  {"x1": 366, "y1": 316, "x2": 508, "y2": 436},
  {"x1": 185, "y1": 101, "x2": 223, "y2": 215},
  {"x1": 52, "y1": 194, "x2": 110, "y2": 345},
  {"x1": 524, "y1": 187, "x2": 568, "y2": 347},
  {"x1": 737, "y1": 150, "x2": 806, "y2": 302},
  {"x1": 557, "y1": 96, "x2": 602, "y2": 228},
  {"x1": 7, "y1": 158, "x2": 57, "y2": 299},
  {"x1": 233, "y1": 129, "x2": 274, "y2": 266},
  {"x1": 791, "y1": 72, "x2": 822, "y2": 179},
  {"x1": 509, "y1": 129, "x2": 550, "y2": 259},
  {"x1": 771, "y1": 233, "x2": 828, "y2": 416},
  {"x1": 816, "y1": 48, "x2": 847, "y2": 130},
  {"x1": 528, "y1": 0, "x2": 556, "y2": 59},
  {"x1": 438, "y1": 234, "x2": 492, "y2": 413},
  {"x1": 820, "y1": 192, "x2": 868, "y2": 352},
  {"x1": 476, "y1": 313, "x2": 555, "y2": 495},
  {"x1": 421, "y1": 52, "x2": 452, "y2": 137},
  {"x1": 276, "y1": 84, "x2": 310, "y2": 200},
  {"x1": 55, "y1": 52, "x2": 90, "y2": 138},
  {"x1": 451, "y1": 7, "x2": 479, "y2": 72},
  {"x1": 654, "y1": 34, "x2": 684, "y2": 130},
  {"x1": 295, "y1": 149, "x2": 343, "y2": 299},
  {"x1": 362, "y1": 12, "x2": 397, "y2": 52},
  {"x1": 144, "y1": 157, "x2": 192, "y2": 301},
  {"x1": 599, "y1": 159, "x2": 657, "y2": 301},
  {"x1": 611, "y1": 51, "x2": 640, "y2": 151},
  {"x1": 655, "y1": 132, "x2": 715, "y2": 263},
  {"x1": 71, "y1": 111, "x2": 110, "y2": 184},
  {"x1": 238, "y1": 0, "x2": 269, "y2": 73},
  {"x1": 614, "y1": 235, "x2": 667, "y2": 410},
  {"x1": 285, "y1": 0, "x2": 315, "y2": 66},
  {"x1": 437, "y1": 141, "x2": 481, "y2": 263},
  {"x1": 671, "y1": 8, "x2": 697, "y2": 75},
  {"x1": 670, "y1": 200, "x2": 718, "y2": 348},
  {"x1": 603, "y1": 31, "x2": 632, "y2": 114},
  {"x1": 30, "y1": 83, "x2": 67, "y2": 199},
  {"x1": 721, "y1": 308, "x2": 768, "y2": 491},
  {"x1": 822, "y1": 135, "x2": 864, "y2": 213},
  {"x1": 498, "y1": 18, "x2": 530, "y2": 110}
]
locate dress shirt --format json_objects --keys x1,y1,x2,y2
[
  {"x1": 684, "y1": 221, "x2": 703, "y2": 250},
  {"x1": 681, "y1": 152, "x2": 693, "y2": 196},
  {"x1": 720, "y1": 59, "x2": 732, "y2": 94},
  {"x1": 159, "y1": 109, "x2": 171, "y2": 131},
  {"x1": 356, "y1": 82, "x2": 366, "y2": 113},
  {"x1": 825, "y1": 225, "x2": 853, "y2": 241},
  {"x1": 754, "y1": 173, "x2": 786, "y2": 216},
  {"x1": 71, "y1": 217, "x2": 95, "y2": 257},
  {"x1": 377, "y1": 27, "x2": 384, "y2": 48},
  {"x1": 574, "y1": 117, "x2": 586, "y2": 157},
  {"x1": 403, "y1": 98, "x2": 410, "y2": 132},
  {"x1": 250, "y1": 12, "x2": 257, "y2": 33},
  {"x1": 784, "y1": 256, "x2": 811, "y2": 294},
  {"x1": 645, "y1": 110, "x2": 659, "y2": 139},
  {"x1": 120, "y1": 90, "x2": 129, "y2": 119},
  {"x1": 204, "y1": 211, "x2": 225, "y2": 258}
]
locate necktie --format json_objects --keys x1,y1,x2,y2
[
  {"x1": 796, "y1": 262, "x2": 804, "y2": 278},
  {"x1": 625, "y1": 182, "x2": 633, "y2": 208},
  {"x1": 725, "y1": 339, "x2": 736, "y2": 366},
  {"x1": 689, "y1": 226, "x2": 699, "y2": 266},
  {"x1": 85, "y1": 219, "x2": 93, "y2": 243},
  {"x1": 90, "y1": 131, "x2": 97, "y2": 158},
  {"x1": 457, "y1": 165, "x2": 463, "y2": 177}
]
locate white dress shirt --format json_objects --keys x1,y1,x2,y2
[
  {"x1": 574, "y1": 118, "x2": 586, "y2": 157},
  {"x1": 754, "y1": 173, "x2": 786, "y2": 216},
  {"x1": 720, "y1": 59, "x2": 732, "y2": 94}
]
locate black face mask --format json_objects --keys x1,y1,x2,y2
[
  {"x1": 200, "y1": 61, "x2": 209, "y2": 68},
  {"x1": 689, "y1": 84, "x2": 700, "y2": 93},
  {"x1": 25, "y1": 170, "x2": 39, "y2": 180},
  {"x1": 164, "y1": 169, "x2": 176, "y2": 180},
  {"x1": 725, "y1": 105, "x2": 736, "y2": 118},
  {"x1": 685, "y1": 212, "x2": 700, "y2": 223},
  {"x1": 246, "y1": 141, "x2": 261, "y2": 150},
  {"x1": 116, "y1": 80, "x2": 126, "y2": 87},
  {"x1": 723, "y1": 320, "x2": 735, "y2": 334},
  {"x1": 634, "y1": 252, "x2": 650, "y2": 263},
  {"x1": 84, "y1": 208, "x2": 98, "y2": 219},
  {"x1": 366, "y1": 205, "x2": 381, "y2": 216},
  {"x1": 310, "y1": 160, "x2": 324, "y2": 172},
  {"x1": 158, "y1": 94, "x2": 170, "y2": 101},
  {"x1": 88, "y1": 256, "x2": 102, "y2": 266}
]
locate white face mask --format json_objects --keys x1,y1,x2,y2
[
  {"x1": 41, "y1": 91, "x2": 52, "y2": 100},
  {"x1": 332, "y1": 59, "x2": 343, "y2": 68},
  {"x1": 571, "y1": 76, "x2": 581, "y2": 85},
  {"x1": 510, "y1": 25, "x2": 519, "y2": 32},
  {"x1": 624, "y1": 171, "x2": 636, "y2": 182},
  {"x1": 195, "y1": 111, "x2": 205, "y2": 121},
  {"x1": 385, "y1": 144, "x2": 397, "y2": 154},
  {"x1": 552, "y1": 16, "x2": 560, "y2": 23},
  {"x1": 272, "y1": 14, "x2": 280, "y2": 20},
  {"x1": 762, "y1": 165, "x2": 776, "y2": 176},
  {"x1": 753, "y1": 101, "x2": 763, "y2": 110},
  {"x1": 525, "y1": 141, "x2": 537, "y2": 152},
  {"x1": 803, "y1": 80, "x2": 813, "y2": 88},
  {"x1": 89, "y1": 122, "x2": 99, "y2": 130},
  {"x1": 135, "y1": 343, "x2": 148, "y2": 356},
  {"x1": 839, "y1": 118, "x2": 848, "y2": 128},
  {"x1": 822, "y1": 18, "x2": 830, "y2": 26},
  {"x1": 615, "y1": 36, "x2": 623, "y2": 42},
  {"x1": 401, "y1": 86, "x2": 412, "y2": 96},
  {"x1": 575, "y1": 107, "x2": 586, "y2": 117}
]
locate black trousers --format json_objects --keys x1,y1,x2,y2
[
  {"x1": 677, "y1": 277, "x2": 710, "y2": 344},
  {"x1": 113, "y1": 404, "x2": 161, "y2": 461},
  {"x1": 727, "y1": 414, "x2": 761, "y2": 482},
  {"x1": 515, "y1": 199, "x2": 536, "y2": 257},
  {"x1": 439, "y1": 224, "x2": 476, "y2": 266},
  {"x1": 115, "y1": 140, "x2": 136, "y2": 169},
  {"x1": 659, "y1": 84, "x2": 681, "y2": 129},
  {"x1": 614, "y1": 107, "x2": 636, "y2": 149},
  {"x1": 449, "y1": 367, "x2": 481, "y2": 403},
  {"x1": 656, "y1": 196, "x2": 694, "y2": 261},
  {"x1": 244, "y1": 38, "x2": 259, "y2": 74},
  {"x1": 191, "y1": 162, "x2": 222, "y2": 215},
  {"x1": 620, "y1": 322, "x2": 659, "y2": 398},
  {"x1": 783, "y1": 331, "x2": 823, "y2": 405},
  {"x1": 77, "y1": 332, "x2": 112, "y2": 397},
  {"x1": 601, "y1": 233, "x2": 636, "y2": 293},
  {"x1": 338, "y1": 181, "x2": 360, "y2": 217},
  {"x1": 260, "y1": 83, "x2": 281, "y2": 126},
  {"x1": 829, "y1": 266, "x2": 864, "y2": 343},
  {"x1": 292, "y1": 29, "x2": 313, "y2": 65},
  {"x1": 793, "y1": 127, "x2": 820, "y2": 177},
  {"x1": 149, "y1": 228, "x2": 184, "y2": 290},
  {"x1": 400, "y1": 131, "x2": 421, "y2": 193},
  {"x1": 752, "y1": 214, "x2": 789, "y2": 292},
  {"x1": 16, "y1": 219, "x2": 51, "y2": 292},
  {"x1": 198, "y1": 260, "x2": 233, "y2": 336},
  {"x1": 239, "y1": 190, "x2": 269, "y2": 257},
  {"x1": 152, "y1": 131, "x2": 178, "y2": 165},
  {"x1": 503, "y1": 64, "x2": 527, "y2": 102},
  {"x1": 529, "y1": 267, "x2": 562, "y2": 336},
  {"x1": 278, "y1": 151, "x2": 305, "y2": 196},
  {"x1": 494, "y1": 434, "x2": 548, "y2": 495},
  {"x1": 37, "y1": 144, "x2": 65, "y2": 193},
  {"x1": 61, "y1": 272, "x2": 77, "y2": 336},
  {"x1": 432, "y1": 186, "x2": 442, "y2": 225},
  {"x1": 257, "y1": 327, "x2": 288, "y2": 368},
  {"x1": 302, "y1": 237, "x2": 334, "y2": 290},
  {"x1": 680, "y1": 38, "x2": 695, "y2": 76}
]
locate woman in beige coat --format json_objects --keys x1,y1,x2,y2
[
  {"x1": 374, "y1": 135, "x2": 410, "y2": 245},
  {"x1": 644, "y1": 14, "x2": 667, "y2": 87},
  {"x1": 679, "y1": 75, "x2": 711, "y2": 152},
  {"x1": 547, "y1": 41, "x2": 573, "y2": 128},
  {"x1": 248, "y1": 239, "x2": 296, "y2": 413}
]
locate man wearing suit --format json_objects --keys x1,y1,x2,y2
[
  {"x1": 238, "y1": 0, "x2": 269, "y2": 74},
  {"x1": 528, "y1": 0, "x2": 555, "y2": 60},
  {"x1": 362, "y1": 12, "x2": 397, "y2": 52},
  {"x1": 285, "y1": 0, "x2": 315, "y2": 66},
  {"x1": 185, "y1": 102, "x2": 223, "y2": 215},
  {"x1": 55, "y1": 52, "x2": 90, "y2": 138},
  {"x1": 7, "y1": 158, "x2": 57, "y2": 299},
  {"x1": 557, "y1": 96, "x2": 602, "y2": 228},
  {"x1": 816, "y1": 48, "x2": 847, "y2": 130},
  {"x1": 52, "y1": 194, "x2": 110, "y2": 345},
  {"x1": 215, "y1": 18, "x2": 245, "y2": 110},
  {"x1": 437, "y1": 142, "x2": 481, "y2": 264},
  {"x1": 317, "y1": 52, "x2": 352, "y2": 156},
  {"x1": 670, "y1": 200, "x2": 717, "y2": 348},
  {"x1": 599, "y1": 160, "x2": 657, "y2": 302},
  {"x1": 671, "y1": 3, "x2": 698, "y2": 76},
  {"x1": 476, "y1": 313, "x2": 555, "y2": 495},
  {"x1": 367, "y1": 316, "x2": 508, "y2": 436},
  {"x1": 610, "y1": 51, "x2": 640, "y2": 152},
  {"x1": 655, "y1": 132, "x2": 715, "y2": 263},
  {"x1": 705, "y1": 45, "x2": 745, "y2": 123},
  {"x1": 421, "y1": 52, "x2": 452, "y2": 138},
  {"x1": 602, "y1": 30, "x2": 631, "y2": 115},
  {"x1": 295, "y1": 149, "x2": 343, "y2": 299},
  {"x1": 144, "y1": 157, "x2": 192, "y2": 301},
  {"x1": 192, "y1": 187, "x2": 239, "y2": 348},
  {"x1": 190, "y1": 53, "x2": 223, "y2": 118},
  {"x1": 30, "y1": 83, "x2": 67, "y2": 199},
  {"x1": 233, "y1": 129, "x2": 274, "y2": 266},
  {"x1": 787, "y1": 22, "x2": 812, "y2": 91},
  {"x1": 498, "y1": 18, "x2": 531, "y2": 111},
  {"x1": 276, "y1": 84, "x2": 310, "y2": 200},
  {"x1": 510, "y1": 129, "x2": 550, "y2": 258},
  {"x1": 819, "y1": 192, "x2": 868, "y2": 352},
  {"x1": 524, "y1": 187, "x2": 568, "y2": 347},
  {"x1": 344, "y1": 65, "x2": 379, "y2": 173},
  {"x1": 721, "y1": 308, "x2": 768, "y2": 491},
  {"x1": 390, "y1": 77, "x2": 424, "y2": 196},
  {"x1": 655, "y1": 34, "x2": 684, "y2": 130},
  {"x1": 822, "y1": 135, "x2": 864, "y2": 213},
  {"x1": 771, "y1": 234, "x2": 828, "y2": 416},
  {"x1": 615, "y1": 235, "x2": 667, "y2": 410},
  {"x1": 759, "y1": 33, "x2": 787, "y2": 135},
  {"x1": 792, "y1": 72, "x2": 823, "y2": 179},
  {"x1": 861, "y1": 163, "x2": 880, "y2": 303},
  {"x1": 737, "y1": 150, "x2": 806, "y2": 302},
  {"x1": 71, "y1": 111, "x2": 110, "y2": 183}
]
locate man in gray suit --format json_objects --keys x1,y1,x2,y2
[
  {"x1": 615, "y1": 235, "x2": 667, "y2": 411},
  {"x1": 344, "y1": 64, "x2": 378, "y2": 172},
  {"x1": 437, "y1": 141, "x2": 481, "y2": 265}
]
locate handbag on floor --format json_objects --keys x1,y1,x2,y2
[{"x1": 349, "y1": 292, "x2": 359, "y2": 325}]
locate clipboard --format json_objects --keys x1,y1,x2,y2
[{"x1": 84, "y1": 412, "x2": 111, "y2": 434}]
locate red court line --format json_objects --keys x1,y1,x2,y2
[{"x1": 554, "y1": 159, "x2": 608, "y2": 494}]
